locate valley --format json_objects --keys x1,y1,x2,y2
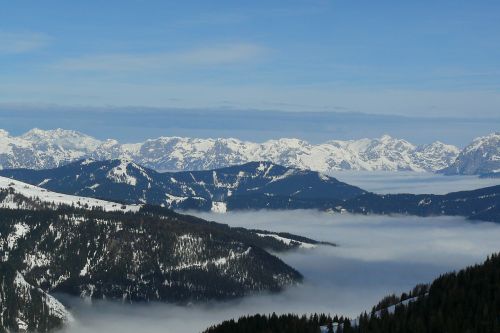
[
  {"x1": 2, "y1": 166, "x2": 499, "y2": 332},
  {"x1": 53, "y1": 211, "x2": 500, "y2": 332}
]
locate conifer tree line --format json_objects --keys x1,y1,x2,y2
[{"x1": 204, "y1": 253, "x2": 500, "y2": 333}]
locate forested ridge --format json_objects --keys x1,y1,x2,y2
[{"x1": 204, "y1": 253, "x2": 500, "y2": 333}]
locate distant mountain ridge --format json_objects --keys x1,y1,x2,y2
[
  {"x1": 0, "y1": 159, "x2": 366, "y2": 212},
  {"x1": 0, "y1": 128, "x2": 460, "y2": 172},
  {"x1": 1, "y1": 159, "x2": 499, "y2": 223},
  {"x1": 340, "y1": 185, "x2": 500, "y2": 223}
]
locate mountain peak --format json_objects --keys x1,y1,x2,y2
[
  {"x1": 22, "y1": 127, "x2": 77, "y2": 138},
  {"x1": 439, "y1": 133, "x2": 499, "y2": 176},
  {"x1": 106, "y1": 158, "x2": 148, "y2": 186},
  {"x1": 465, "y1": 132, "x2": 500, "y2": 152},
  {"x1": 20, "y1": 128, "x2": 102, "y2": 151}
]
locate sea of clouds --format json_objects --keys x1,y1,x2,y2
[
  {"x1": 60, "y1": 209, "x2": 500, "y2": 333},
  {"x1": 328, "y1": 171, "x2": 500, "y2": 194}
]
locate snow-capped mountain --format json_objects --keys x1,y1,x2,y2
[
  {"x1": 0, "y1": 159, "x2": 366, "y2": 211},
  {"x1": 19, "y1": 128, "x2": 101, "y2": 152},
  {"x1": 92, "y1": 134, "x2": 459, "y2": 172},
  {"x1": 0, "y1": 128, "x2": 98, "y2": 170},
  {"x1": 0, "y1": 128, "x2": 460, "y2": 172},
  {"x1": 439, "y1": 132, "x2": 500, "y2": 177}
]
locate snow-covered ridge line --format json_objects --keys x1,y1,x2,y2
[
  {"x1": 256, "y1": 233, "x2": 316, "y2": 249},
  {"x1": 0, "y1": 128, "x2": 464, "y2": 172},
  {"x1": 0, "y1": 176, "x2": 141, "y2": 212}
]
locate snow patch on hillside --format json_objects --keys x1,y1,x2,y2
[
  {"x1": 0, "y1": 176, "x2": 141, "y2": 212},
  {"x1": 256, "y1": 233, "x2": 316, "y2": 249},
  {"x1": 106, "y1": 159, "x2": 138, "y2": 186},
  {"x1": 211, "y1": 201, "x2": 227, "y2": 213}
]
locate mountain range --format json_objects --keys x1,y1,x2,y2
[
  {"x1": 0, "y1": 159, "x2": 366, "y2": 212},
  {"x1": 0, "y1": 154, "x2": 499, "y2": 331},
  {"x1": 1, "y1": 159, "x2": 499, "y2": 223},
  {"x1": 1, "y1": 174, "x2": 498, "y2": 333},
  {"x1": 0, "y1": 128, "x2": 465, "y2": 173}
]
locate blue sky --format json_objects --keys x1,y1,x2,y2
[{"x1": 1, "y1": 0, "x2": 500, "y2": 117}]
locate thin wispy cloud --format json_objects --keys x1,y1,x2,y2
[
  {"x1": 53, "y1": 43, "x2": 266, "y2": 72},
  {"x1": 0, "y1": 31, "x2": 51, "y2": 54}
]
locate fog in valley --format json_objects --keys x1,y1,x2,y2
[
  {"x1": 60, "y1": 209, "x2": 500, "y2": 333},
  {"x1": 328, "y1": 171, "x2": 500, "y2": 194}
]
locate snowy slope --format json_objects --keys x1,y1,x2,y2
[
  {"x1": 0, "y1": 128, "x2": 460, "y2": 172},
  {"x1": 0, "y1": 176, "x2": 141, "y2": 212}
]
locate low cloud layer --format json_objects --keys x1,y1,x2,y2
[
  {"x1": 59, "y1": 210, "x2": 500, "y2": 333},
  {"x1": 329, "y1": 171, "x2": 500, "y2": 194}
]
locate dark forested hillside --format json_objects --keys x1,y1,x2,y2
[
  {"x1": 0, "y1": 186, "x2": 336, "y2": 332},
  {"x1": 0, "y1": 203, "x2": 307, "y2": 304},
  {"x1": 341, "y1": 185, "x2": 500, "y2": 223},
  {"x1": 0, "y1": 263, "x2": 71, "y2": 333},
  {"x1": 204, "y1": 313, "x2": 352, "y2": 333},
  {"x1": 204, "y1": 253, "x2": 500, "y2": 333}
]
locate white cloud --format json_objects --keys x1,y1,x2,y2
[
  {"x1": 0, "y1": 31, "x2": 51, "y2": 54},
  {"x1": 328, "y1": 171, "x2": 500, "y2": 194},
  {"x1": 53, "y1": 43, "x2": 266, "y2": 72}
]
